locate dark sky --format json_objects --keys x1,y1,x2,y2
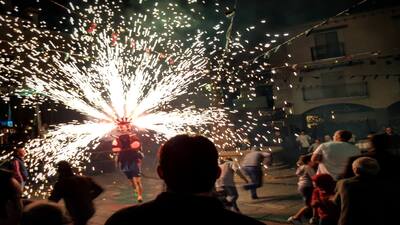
[{"x1": 4, "y1": 0, "x2": 400, "y2": 29}]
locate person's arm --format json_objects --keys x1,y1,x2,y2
[
  {"x1": 8, "y1": 178, "x2": 23, "y2": 225},
  {"x1": 111, "y1": 139, "x2": 121, "y2": 153},
  {"x1": 48, "y1": 182, "x2": 62, "y2": 202},
  {"x1": 311, "y1": 145, "x2": 323, "y2": 164},
  {"x1": 232, "y1": 162, "x2": 249, "y2": 183},
  {"x1": 262, "y1": 152, "x2": 273, "y2": 166},
  {"x1": 89, "y1": 178, "x2": 104, "y2": 200},
  {"x1": 12, "y1": 160, "x2": 24, "y2": 183}
]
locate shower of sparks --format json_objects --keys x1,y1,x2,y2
[{"x1": 0, "y1": 0, "x2": 286, "y2": 197}]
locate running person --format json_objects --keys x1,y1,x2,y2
[{"x1": 112, "y1": 122, "x2": 144, "y2": 203}]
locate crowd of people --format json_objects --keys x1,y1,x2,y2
[
  {"x1": 289, "y1": 128, "x2": 400, "y2": 225},
  {"x1": 1, "y1": 126, "x2": 399, "y2": 225}
]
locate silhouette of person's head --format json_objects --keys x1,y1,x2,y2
[
  {"x1": 21, "y1": 201, "x2": 67, "y2": 225},
  {"x1": 56, "y1": 161, "x2": 74, "y2": 178},
  {"x1": 333, "y1": 130, "x2": 352, "y2": 142},
  {"x1": 352, "y1": 157, "x2": 380, "y2": 177},
  {"x1": 157, "y1": 135, "x2": 221, "y2": 194},
  {"x1": 14, "y1": 145, "x2": 26, "y2": 158}
]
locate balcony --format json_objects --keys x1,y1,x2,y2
[
  {"x1": 311, "y1": 43, "x2": 345, "y2": 61},
  {"x1": 303, "y1": 82, "x2": 368, "y2": 101}
]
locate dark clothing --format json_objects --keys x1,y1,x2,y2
[
  {"x1": 105, "y1": 192, "x2": 265, "y2": 225},
  {"x1": 118, "y1": 150, "x2": 144, "y2": 178},
  {"x1": 334, "y1": 176, "x2": 386, "y2": 225},
  {"x1": 243, "y1": 166, "x2": 263, "y2": 199},
  {"x1": 299, "y1": 185, "x2": 313, "y2": 206},
  {"x1": 49, "y1": 175, "x2": 103, "y2": 225}
]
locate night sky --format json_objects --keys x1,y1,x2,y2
[
  {"x1": 5, "y1": 0, "x2": 400, "y2": 28},
  {"x1": 1, "y1": 0, "x2": 399, "y2": 126}
]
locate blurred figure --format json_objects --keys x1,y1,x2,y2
[
  {"x1": 308, "y1": 139, "x2": 321, "y2": 153},
  {"x1": 112, "y1": 121, "x2": 144, "y2": 202},
  {"x1": 105, "y1": 135, "x2": 265, "y2": 225},
  {"x1": 0, "y1": 169, "x2": 22, "y2": 225},
  {"x1": 288, "y1": 154, "x2": 315, "y2": 224},
  {"x1": 296, "y1": 131, "x2": 311, "y2": 154},
  {"x1": 323, "y1": 135, "x2": 332, "y2": 143},
  {"x1": 215, "y1": 157, "x2": 249, "y2": 212},
  {"x1": 384, "y1": 126, "x2": 395, "y2": 136},
  {"x1": 310, "y1": 174, "x2": 339, "y2": 225},
  {"x1": 11, "y1": 146, "x2": 29, "y2": 191},
  {"x1": 21, "y1": 201, "x2": 68, "y2": 225},
  {"x1": 334, "y1": 157, "x2": 382, "y2": 225},
  {"x1": 49, "y1": 161, "x2": 103, "y2": 225},
  {"x1": 311, "y1": 130, "x2": 359, "y2": 180},
  {"x1": 241, "y1": 147, "x2": 272, "y2": 199}
]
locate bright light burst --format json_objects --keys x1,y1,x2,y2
[{"x1": 0, "y1": 0, "x2": 282, "y2": 197}]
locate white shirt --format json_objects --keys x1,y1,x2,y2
[
  {"x1": 297, "y1": 134, "x2": 311, "y2": 148},
  {"x1": 241, "y1": 150, "x2": 271, "y2": 167},
  {"x1": 313, "y1": 141, "x2": 360, "y2": 180},
  {"x1": 216, "y1": 160, "x2": 240, "y2": 187}
]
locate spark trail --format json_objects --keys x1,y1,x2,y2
[{"x1": 0, "y1": 0, "x2": 283, "y2": 197}]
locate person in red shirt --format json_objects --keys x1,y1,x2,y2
[
  {"x1": 112, "y1": 119, "x2": 144, "y2": 203},
  {"x1": 310, "y1": 174, "x2": 339, "y2": 225}
]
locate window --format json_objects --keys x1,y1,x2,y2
[{"x1": 311, "y1": 31, "x2": 345, "y2": 60}]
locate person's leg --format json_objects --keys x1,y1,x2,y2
[
  {"x1": 225, "y1": 186, "x2": 240, "y2": 212},
  {"x1": 243, "y1": 167, "x2": 259, "y2": 199},
  {"x1": 133, "y1": 177, "x2": 143, "y2": 202}
]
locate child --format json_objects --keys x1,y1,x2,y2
[
  {"x1": 288, "y1": 154, "x2": 315, "y2": 224},
  {"x1": 310, "y1": 174, "x2": 339, "y2": 225}
]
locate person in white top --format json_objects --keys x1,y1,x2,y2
[
  {"x1": 215, "y1": 158, "x2": 248, "y2": 212},
  {"x1": 296, "y1": 131, "x2": 312, "y2": 154},
  {"x1": 311, "y1": 130, "x2": 360, "y2": 180}
]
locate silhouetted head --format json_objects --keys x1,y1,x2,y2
[
  {"x1": 297, "y1": 154, "x2": 312, "y2": 166},
  {"x1": 157, "y1": 135, "x2": 221, "y2": 194},
  {"x1": 14, "y1": 146, "x2": 27, "y2": 158},
  {"x1": 22, "y1": 201, "x2": 67, "y2": 225},
  {"x1": 333, "y1": 130, "x2": 352, "y2": 142},
  {"x1": 385, "y1": 127, "x2": 393, "y2": 135},
  {"x1": 56, "y1": 161, "x2": 74, "y2": 178},
  {"x1": 312, "y1": 174, "x2": 336, "y2": 194},
  {"x1": 352, "y1": 157, "x2": 380, "y2": 177}
]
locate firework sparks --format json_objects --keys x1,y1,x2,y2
[{"x1": 0, "y1": 0, "x2": 281, "y2": 197}]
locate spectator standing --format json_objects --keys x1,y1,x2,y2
[
  {"x1": 11, "y1": 146, "x2": 29, "y2": 191},
  {"x1": 49, "y1": 161, "x2": 103, "y2": 225},
  {"x1": 311, "y1": 130, "x2": 359, "y2": 180},
  {"x1": 310, "y1": 174, "x2": 339, "y2": 225},
  {"x1": 105, "y1": 135, "x2": 265, "y2": 225},
  {"x1": 334, "y1": 157, "x2": 383, "y2": 225},
  {"x1": 308, "y1": 139, "x2": 321, "y2": 153},
  {"x1": 21, "y1": 201, "x2": 68, "y2": 225},
  {"x1": 296, "y1": 131, "x2": 311, "y2": 154},
  {"x1": 0, "y1": 169, "x2": 23, "y2": 225}
]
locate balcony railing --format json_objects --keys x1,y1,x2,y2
[
  {"x1": 303, "y1": 82, "x2": 368, "y2": 101},
  {"x1": 311, "y1": 43, "x2": 345, "y2": 60}
]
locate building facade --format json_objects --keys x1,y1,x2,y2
[{"x1": 270, "y1": 6, "x2": 400, "y2": 139}]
